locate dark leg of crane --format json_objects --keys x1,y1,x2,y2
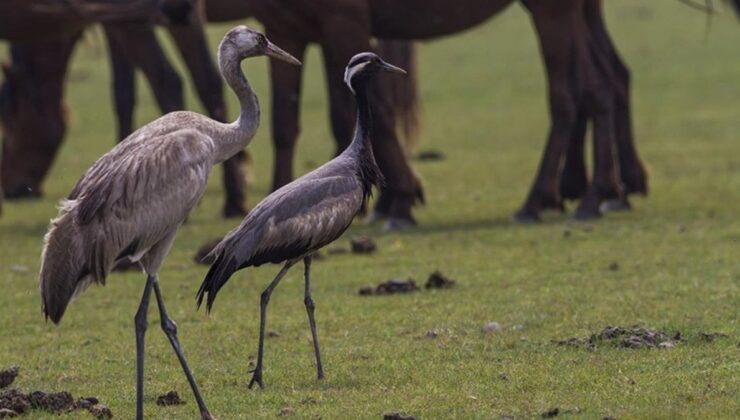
[
  {"x1": 134, "y1": 275, "x2": 155, "y2": 420},
  {"x1": 249, "y1": 261, "x2": 296, "y2": 389},
  {"x1": 303, "y1": 256, "x2": 324, "y2": 380},
  {"x1": 152, "y1": 279, "x2": 213, "y2": 419}
]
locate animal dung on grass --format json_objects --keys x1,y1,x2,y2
[
  {"x1": 425, "y1": 271, "x2": 456, "y2": 289},
  {"x1": 0, "y1": 368, "x2": 18, "y2": 389},
  {"x1": 553, "y1": 326, "x2": 682, "y2": 350},
  {"x1": 156, "y1": 390, "x2": 185, "y2": 406},
  {"x1": 358, "y1": 279, "x2": 419, "y2": 296},
  {"x1": 0, "y1": 388, "x2": 110, "y2": 417},
  {"x1": 415, "y1": 149, "x2": 445, "y2": 161},
  {"x1": 350, "y1": 236, "x2": 377, "y2": 254}
]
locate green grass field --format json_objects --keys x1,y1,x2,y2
[{"x1": 1, "y1": 2, "x2": 739, "y2": 418}]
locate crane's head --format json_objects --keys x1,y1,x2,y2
[
  {"x1": 344, "y1": 52, "x2": 406, "y2": 94},
  {"x1": 219, "y1": 26, "x2": 301, "y2": 66}
]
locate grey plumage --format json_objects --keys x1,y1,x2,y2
[
  {"x1": 38, "y1": 26, "x2": 300, "y2": 420},
  {"x1": 41, "y1": 127, "x2": 214, "y2": 321},
  {"x1": 196, "y1": 52, "x2": 405, "y2": 389}
]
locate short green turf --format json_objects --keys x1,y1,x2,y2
[{"x1": 1, "y1": 2, "x2": 739, "y2": 418}]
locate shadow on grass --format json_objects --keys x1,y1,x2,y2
[{"x1": 362, "y1": 212, "x2": 575, "y2": 238}]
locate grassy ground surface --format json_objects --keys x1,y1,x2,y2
[{"x1": 1, "y1": 2, "x2": 739, "y2": 418}]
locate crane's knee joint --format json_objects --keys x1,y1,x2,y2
[
  {"x1": 161, "y1": 318, "x2": 178, "y2": 335},
  {"x1": 260, "y1": 291, "x2": 271, "y2": 306},
  {"x1": 304, "y1": 296, "x2": 315, "y2": 311},
  {"x1": 134, "y1": 313, "x2": 148, "y2": 332}
]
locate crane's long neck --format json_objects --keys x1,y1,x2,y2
[
  {"x1": 214, "y1": 46, "x2": 259, "y2": 163},
  {"x1": 346, "y1": 80, "x2": 384, "y2": 190}
]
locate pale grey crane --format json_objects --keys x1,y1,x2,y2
[
  {"x1": 38, "y1": 25, "x2": 300, "y2": 419},
  {"x1": 196, "y1": 52, "x2": 406, "y2": 389}
]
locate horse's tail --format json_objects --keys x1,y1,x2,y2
[{"x1": 377, "y1": 40, "x2": 420, "y2": 153}]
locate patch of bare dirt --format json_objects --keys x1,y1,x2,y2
[
  {"x1": 156, "y1": 390, "x2": 185, "y2": 406},
  {"x1": 358, "y1": 279, "x2": 419, "y2": 296},
  {"x1": 193, "y1": 238, "x2": 223, "y2": 265},
  {"x1": 350, "y1": 236, "x2": 377, "y2": 254},
  {"x1": 425, "y1": 271, "x2": 455, "y2": 289},
  {"x1": 0, "y1": 368, "x2": 18, "y2": 389},
  {"x1": 554, "y1": 326, "x2": 682, "y2": 349}
]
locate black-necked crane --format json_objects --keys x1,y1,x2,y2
[
  {"x1": 196, "y1": 52, "x2": 406, "y2": 389},
  {"x1": 38, "y1": 26, "x2": 300, "y2": 419}
]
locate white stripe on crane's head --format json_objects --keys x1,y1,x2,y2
[{"x1": 344, "y1": 53, "x2": 378, "y2": 94}]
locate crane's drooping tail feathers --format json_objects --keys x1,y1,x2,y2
[
  {"x1": 196, "y1": 250, "x2": 239, "y2": 313},
  {"x1": 39, "y1": 202, "x2": 94, "y2": 324},
  {"x1": 376, "y1": 40, "x2": 420, "y2": 153}
]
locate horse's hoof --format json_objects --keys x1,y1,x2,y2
[
  {"x1": 572, "y1": 207, "x2": 602, "y2": 221},
  {"x1": 223, "y1": 205, "x2": 248, "y2": 219},
  {"x1": 600, "y1": 198, "x2": 631, "y2": 213},
  {"x1": 365, "y1": 210, "x2": 388, "y2": 225},
  {"x1": 383, "y1": 217, "x2": 416, "y2": 232},
  {"x1": 513, "y1": 208, "x2": 540, "y2": 224}
]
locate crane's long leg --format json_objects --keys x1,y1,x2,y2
[
  {"x1": 303, "y1": 255, "x2": 324, "y2": 380},
  {"x1": 134, "y1": 275, "x2": 155, "y2": 420},
  {"x1": 249, "y1": 261, "x2": 296, "y2": 389},
  {"x1": 151, "y1": 278, "x2": 213, "y2": 420}
]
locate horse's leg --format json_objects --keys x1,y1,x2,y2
[
  {"x1": 103, "y1": 24, "x2": 137, "y2": 141},
  {"x1": 107, "y1": 22, "x2": 184, "y2": 115},
  {"x1": 584, "y1": 0, "x2": 647, "y2": 197},
  {"x1": 1, "y1": 33, "x2": 80, "y2": 199},
  {"x1": 167, "y1": 18, "x2": 249, "y2": 218},
  {"x1": 559, "y1": 108, "x2": 589, "y2": 201},
  {"x1": 320, "y1": 19, "x2": 422, "y2": 229},
  {"x1": 266, "y1": 28, "x2": 307, "y2": 192},
  {"x1": 514, "y1": 2, "x2": 582, "y2": 222},
  {"x1": 572, "y1": 13, "x2": 623, "y2": 219}
]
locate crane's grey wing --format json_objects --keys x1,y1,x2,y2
[
  {"x1": 234, "y1": 174, "x2": 364, "y2": 266},
  {"x1": 197, "y1": 175, "x2": 363, "y2": 311},
  {"x1": 67, "y1": 129, "x2": 215, "y2": 278}
]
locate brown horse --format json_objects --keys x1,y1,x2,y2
[
  {"x1": 0, "y1": 0, "x2": 177, "y2": 214},
  {"x1": 0, "y1": 0, "x2": 167, "y2": 42},
  {"x1": 242, "y1": 0, "x2": 647, "y2": 221},
  {"x1": 0, "y1": 1, "x2": 252, "y2": 217}
]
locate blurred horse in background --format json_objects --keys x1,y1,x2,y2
[
  {"x1": 0, "y1": 0, "x2": 177, "y2": 215},
  {"x1": 205, "y1": 0, "x2": 646, "y2": 221},
  {"x1": 0, "y1": 0, "x2": 254, "y2": 217}
]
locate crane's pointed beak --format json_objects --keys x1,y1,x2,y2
[
  {"x1": 265, "y1": 41, "x2": 302, "y2": 66},
  {"x1": 379, "y1": 60, "x2": 406, "y2": 75}
]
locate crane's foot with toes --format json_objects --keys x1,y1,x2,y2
[{"x1": 248, "y1": 367, "x2": 265, "y2": 390}]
